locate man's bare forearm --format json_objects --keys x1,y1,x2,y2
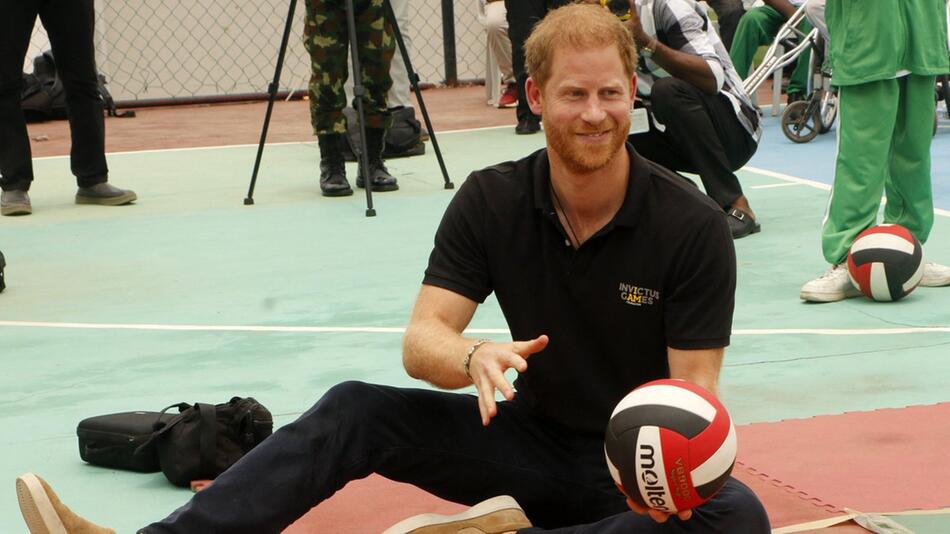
[
  {"x1": 402, "y1": 318, "x2": 476, "y2": 389},
  {"x1": 764, "y1": 0, "x2": 797, "y2": 20},
  {"x1": 648, "y1": 40, "x2": 719, "y2": 94}
]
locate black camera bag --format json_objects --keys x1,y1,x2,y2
[
  {"x1": 76, "y1": 411, "x2": 176, "y2": 472},
  {"x1": 342, "y1": 105, "x2": 425, "y2": 161},
  {"x1": 141, "y1": 397, "x2": 273, "y2": 487}
]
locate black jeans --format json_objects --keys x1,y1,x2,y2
[
  {"x1": 142, "y1": 381, "x2": 770, "y2": 533},
  {"x1": 0, "y1": 0, "x2": 107, "y2": 192},
  {"x1": 503, "y1": 0, "x2": 570, "y2": 123},
  {"x1": 629, "y1": 77, "x2": 758, "y2": 209}
]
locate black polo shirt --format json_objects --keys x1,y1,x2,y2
[{"x1": 423, "y1": 144, "x2": 736, "y2": 434}]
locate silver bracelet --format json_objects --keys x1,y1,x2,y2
[{"x1": 463, "y1": 339, "x2": 491, "y2": 379}]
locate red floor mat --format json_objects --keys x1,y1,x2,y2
[
  {"x1": 284, "y1": 476, "x2": 466, "y2": 534},
  {"x1": 284, "y1": 403, "x2": 950, "y2": 532},
  {"x1": 736, "y1": 403, "x2": 950, "y2": 518}
]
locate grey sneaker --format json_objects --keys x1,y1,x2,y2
[
  {"x1": 381, "y1": 495, "x2": 531, "y2": 534},
  {"x1": 75, "y1": 183, "x2": 137, "y2": 206},
  {"x1": 1, "y1": 190, "x2": 32, "y2": 216},
  {"x1": 800, "y1": 264, "x2": 862, "y2": 302}
]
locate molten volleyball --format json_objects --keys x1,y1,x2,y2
[
  {"x1": 604, "y1": 379, "x2": 736, "y2": 513},
  {"x1": 847, "y1": 224, "x2": 924, "y2": 302}
]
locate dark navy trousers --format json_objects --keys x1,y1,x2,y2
[
  {"x1": 0, "y1": 0, "x2": 108, "y2": 191},
  {"x1": 142, "y1": 381, "x2": 769, "y2": 533}
]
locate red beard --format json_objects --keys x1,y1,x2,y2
[{"x1": 544, "y1": 113, "x2": 629, "y2": 174}]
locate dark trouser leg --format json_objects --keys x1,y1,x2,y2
[
  {"x1": 39, "y1": 0, "x2": 108, "y2": 187},
  {"x1": 141, "y1": 382, "x2": 629, "y2": 533},
  {"x1": 505, "y1": 0, "x2": 557, "y2": 123},
  {"x1": 519, "y1": 478, "x2": 770, "y2": 534},
  {"x1": 0, "y1": 0, "x2": 39, "y2": 192},
  {"x1": 705, "y1": 0, "x2": 744, "y2": 50},
  {"x1": 628, "y1": 78, "x2": 757, "y2": 209}
]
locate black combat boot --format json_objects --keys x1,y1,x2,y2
[
  {"x1": 356, "y1": 128, "x2": 399, "y2": 192},
  {"x1": 318, "y1": 134, "x2": 353, "y2": 197}
]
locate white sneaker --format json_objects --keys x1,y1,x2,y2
[
  {"x1": 800, "y1": 264, "x2": 862, "y2": 302},
  {"x1": 381, "y1": 495, "x2": 531, "y2": 534},
  {"x1": 920, "y1": 261, "x2": 950, "y2": 287}
]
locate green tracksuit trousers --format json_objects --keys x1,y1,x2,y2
[
  {"x1": 729, "y1": 6, "x2": 811, "y2": 97},
  {"x1": 821, "y1": 74, "x2": 937, "y2": 264}
]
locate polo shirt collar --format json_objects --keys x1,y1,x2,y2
[{"x1": 532, "y1": 142, "x2": 650, "y2": 230}]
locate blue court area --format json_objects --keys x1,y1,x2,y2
[{"x1": 1, "y1": 112, "x2": 949, "y2": 533}]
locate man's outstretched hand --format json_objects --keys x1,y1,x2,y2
[{"x1": 468, "y1": 335, "x2": 548, "y2": 425}]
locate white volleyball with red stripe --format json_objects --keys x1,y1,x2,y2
[
  {"x1": 604, "y1": 379, "x2": 736, "y2": 513},
  {"x1": 847, "y1": 224, "x2": 924, "y2": 302}
]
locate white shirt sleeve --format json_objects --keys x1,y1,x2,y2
[{"x1": 706, "y1": 59, "x2": 725, "y2": 92}]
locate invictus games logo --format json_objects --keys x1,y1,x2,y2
[{"x1": 619, "y1": 283, "x2": 660, "y2": 306}]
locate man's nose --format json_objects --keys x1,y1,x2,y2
[{"x1": 580, "y1": 97, "x2": 607, "y2": 124}]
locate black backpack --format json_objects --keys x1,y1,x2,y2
[
  {"x1": 140, "y1": 397, "x2": 274, "y2": 487},
  {"x1": 20, "y1": 51, "x2": 134, "y2": 122}
]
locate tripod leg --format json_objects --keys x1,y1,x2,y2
[
  {"x1": 345, "y1": 0, "x2": 377, "y2": 216},
  {"x1": 384, "y1": 0, "x2": 454, "y2": 190},
  {"x1": 246, "y1": 0, "x2": 298, "y2": 205}
]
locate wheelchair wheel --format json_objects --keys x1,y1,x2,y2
[
  {"x1": 817, "y1": 89, "x2": 837, "y2": 134},
  {"x1": 781, "y1": 100, "x2": 820, "y2": 143}
]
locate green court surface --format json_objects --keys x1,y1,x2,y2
[{"x1": 1, "y1": 127, "x2": 949, "y2": 533}]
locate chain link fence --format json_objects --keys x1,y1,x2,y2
[{"x1": 26, "y1": 0, "x2": 487, "y2": 104}]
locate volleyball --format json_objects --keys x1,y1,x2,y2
[
  {"x1": 847, "y1": 224, "x2": 924, "y2": 302},
  {"x1": 604, "y1": 379, "x2": 736, "y2": 513}
]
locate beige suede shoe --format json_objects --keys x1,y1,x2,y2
[
  {"x1": 16, "y1": 473, "x2": 115, "y2": 534},
  {"x1": 381, "y1": 495, "x2": 531, "y2": 534}
]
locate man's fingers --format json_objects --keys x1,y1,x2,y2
[
  {"x1": 506, "y1": 353, "x2": 529, "y2": 373},
  {"x1": 626, "y1": 496, "x2": 676, "y2": 523},
  {"x1": 476, "y1": 377, "x2": 498, "y2": 426},
  {"x1": 511, "y1": 335, "x2": 549, "y2": 358},
  {"x1": 625, "y1": 496, "x2": 649, "y2": 515},
  {"x1": 648, "y1": 509, "x2": 670, "y2": 523},
  {"x1": 489, "y1": 370, "x2": 516, "y2": 401},
  {"x1": 677, "y1": 509, "x2": 693, "y2": 521}
]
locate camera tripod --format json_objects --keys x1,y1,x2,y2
[{"x1": 244, "y1": 0, "x2": 454, "y2": 216}]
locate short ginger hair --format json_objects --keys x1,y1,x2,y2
[{"x1": 524, "y1": 3, "x2": 638, "y2": 89}]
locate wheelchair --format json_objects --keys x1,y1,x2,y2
[{"x1": 741, "y1": 0, "x2": 837, "y2": 143}]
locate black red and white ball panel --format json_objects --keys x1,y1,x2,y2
[
  {"x1": 604, "y1": 379, "x2": 736, "y2": 513},
  {"x1": 847, "y1": 224, "x2": 924, "y2": 302}
]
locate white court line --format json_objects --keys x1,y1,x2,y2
[
  {"x1": 743, "y1": 166, "x2": 831, "y2": 191},
  {"x1": 32, "y1": 129, "x2": 950, "y2": 218},
  {"x1": 31, "y1": 125, "x2": 513, "y2": 161},
  {"x1": 1, "y1": 320, "x2": 949, "y2": 336},
  {"x1": 743, "y1": 165, "x2": 950, "y2": 218},
  {"x1": 748, "y1": 182, "x2": 801, "y2": 190}
]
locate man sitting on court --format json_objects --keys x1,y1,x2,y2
[
  {"x1": 616, "y1": 0, "x2": 763, "y2": 239},
  {"x1": 16, "y1": 5, "x2": 769, "y2": 534}
]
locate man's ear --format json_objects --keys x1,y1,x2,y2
[
  {"x1": 630, "y1": 72, "x2": 637, "y2": 100},
  {"x1": 526, "y1": 77, "x2": 543, "y2": 116}
]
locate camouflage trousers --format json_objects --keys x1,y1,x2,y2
[{"x1": 304, "y1": 0, "x2": 395, "y2": 135}]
